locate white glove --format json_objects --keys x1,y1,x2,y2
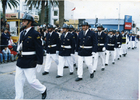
[
  {"x1": 118, "y1": 45, "x2": 121, "y2": 48},
  {"x1": 92, "y1": 52, "x2": 95, "y2": 55},
  {"x1": 36, "y1": 65, "x2": 43, "y2": 73},
  {"x1": 92, "y1": 52, "x2": 96, "y2": 57},
  {"x1": 56, "y1": 51, "x2": 59, "y2": 54},
  {"x1": 102, "y1": 47, "x2": 106, "y2": 52},
  {"x1": 75, "y1": 52, "x2": 78, "y2": 55},
  {"x1": 17, "y1": 42, "x2": 22, "y2": 52}
]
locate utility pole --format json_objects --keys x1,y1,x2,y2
[{"x1": 118, "y1": 4, "x2": 120, "y2": 30}]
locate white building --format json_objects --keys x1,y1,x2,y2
[{"x1": 49, "y1": 1, "x2": 74, "y2": 25}]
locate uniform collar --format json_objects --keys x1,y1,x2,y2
[
  {"x1": 65, "y1": 32, "x2": 69, "y2": 38},
  {"x1": 98, "y1": 31, "x2": 102, "y2": 35},
  {"x1": 85, "y1": 29, "x2": 89, "y2": 35},
  {"x1": 24, "y1": 27, "x2": 32, "y2": 35},
  {"x1": 49, "y1": 31, "x2": 53, "y2": 36}
]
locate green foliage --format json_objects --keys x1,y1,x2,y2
[{"x1": 2, "y1": 0, "x2": 19, "y2": 9}]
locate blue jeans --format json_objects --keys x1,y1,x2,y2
[
  {"x1": 0, "y1": 53, "x2": 3, "y2": 63},
  {"x1": 3, "y1": 53, "x2": 11, "y2": 61}
]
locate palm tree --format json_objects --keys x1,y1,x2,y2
[
  {"x1": 1, "y1": 0, "x2": 19, "y2": 24},
  {"x1": 25, "y1": 0, "x2": 58, "y2": 25},
  {"x1": 58, "y1": 0, "x2": 64, "y2": 27}
]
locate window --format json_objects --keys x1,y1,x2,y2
[{"x1": 54, "y1": 11, "x2": 58, "y2": 16}]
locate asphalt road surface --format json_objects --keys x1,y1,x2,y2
[{"x1": 0, "y1": 44, "x2": 139, "y2": 99}]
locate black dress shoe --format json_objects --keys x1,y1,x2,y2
[
  {"x1": 76, "y1": 67, "x2": 78, "y2": 70},
  {"x1": 123, "y1": 54, "x2": 125, "y2": 57},
  {"x1": 105, "y1": 64, "x2": 108, "y2": 66},
  {"x1": 101, "y1": 68, "x2": 105, "y2": 71},
  {"x1": 70, "y1": 72, "x2": 73, "y2": 75},
  {"x1": 42, "y1": 71, "x2": 49, "y2": 75},
  {"x1": 112, "y1": 62, "x2": 115, "y2": 64},
  {"x1": 73, "y1": 64, "x2": 76, "y2": 67},
  {"x1": 90, "y1": 73, "x2": 94, "y2": 78},
  {"x1": 75, "y1": 78, "x2": 83, "y2": 82},
  {"x1": 117, "y1": 58, "x2": 120, "y2": 60},
  {"x1": 64, "y1": 66, "x2": 68, "y2": 68},
  {"x1": 56, "y1": 75, "x2": 62, "y2": 78},
  {"x1": 42, "y1": 89, "x2": 47, "y2": 99}
]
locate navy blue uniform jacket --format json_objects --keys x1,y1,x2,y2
[
  {"x1": 45, "y1": 32, "x2": 60, "y2": 54},
  {"x1": 16, "y1": 28, "x2": 43, "y2": 68},
  {"x1": 116, "y1": 34, "x2": 122, "y2": 48},
  {"x1": 76, "y1": 29, "x2": 97, "y2": 56},
  {"x1": 72, "y1": 32, "x2": 77, "y2": 53},
  {"x1": 96, "y1": 32, "x2": 107, "y2": 52},
  {"x1": 106, "y1": 35, "x2": 117, "y2": 51},
  {"x1": 59, "y1": 32, "x2": 75, "y2": 56}
]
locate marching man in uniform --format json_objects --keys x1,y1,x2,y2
[
  {"x1": 131, "y1": 33, "x2": 136, "y2": 49},
  {"x1": 75, "y1": 21, "x2": 97, "y2": 82},
  {"x1": 69, "y1": 24, "x2": 77, "y2": 67},
  {"x1": 42, "y1": 24, "x2": 59, "y2": 75},
  {"x1": 93, "y1": 24, "x2": 107, "y2": 71},
  {"x1": 56, "y1": 24, "x2": 75, "y2": 78},
  {"x1": 115, "y1": 30, "x2": 122, "y2": 60},
  {"x1": 15, "y1": 14, "x2": 47, "y2": 99},
  {"x1": 105, "y1": 29, "x2": 117, "y2": 65},
  {"x1": 121, "y1": 30, "x2": 127, "y2": 57}
]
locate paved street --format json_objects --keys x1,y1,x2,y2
[{"x1": 0, "y1": 44, "x2": 139, "y2": 99}]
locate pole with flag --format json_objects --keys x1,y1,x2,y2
[{"x1": 71, "y1": 7, "x2": 76, "y2": 28}]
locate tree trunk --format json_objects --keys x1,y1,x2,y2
[
  {"x1": 41, "y1": 1, "x2": 45, "y2": 25},
  {"x1": 59, "y1": 0, "x2": 64, "y2": 27},
  {"x1": 2, "y1": 0, "x2": 7, "y2": 25}
]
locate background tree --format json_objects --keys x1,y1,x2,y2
[
  {"x1": 58, "y1": 0, "x2": 64, "y2": 27},
  {"x1": 25, "y1": 0, "x2": 58, "y2": 25},
  {"x1": 1, "y1": 0, "x2": 19, "y2": 24}
]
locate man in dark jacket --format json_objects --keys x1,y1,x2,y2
[
  {"x1": 105, "y1": 29, "x2": 117, "y2": 65},
  {"x1": 75, "y1": 22, "x2": 97, "y2": 82},
  {"x1": 42, "y1": 24, "x2": 59, "y2": 75},
  {"x1": 93, "y1": 24, "x2": 107, "y2": 71},
  {"x1": 114, "y1": 30, "x2": 122, "y2": 60},
  {"x1": 56, "y1": 24, "x2": 75, "y2": 78},
  {"x1": 69, "y1": 24, "x2": 77, "y2": 67},
  {"x1": 15, "y1": 14, "x2": 47, "y2": 99},
  {"x1": 1, "y1": 28, "x2": 10, "y2": 49}
]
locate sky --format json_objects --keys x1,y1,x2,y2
[
  {"x1": 1, "y1": 0, "x2": 140, "y2": 27},
  {"x1": 68, "y1": 0, "x2": 140, "y2": 27}
]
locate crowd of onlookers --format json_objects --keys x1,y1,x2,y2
[{"x1": 0, "y1": 18, "x2": 18, "y2": 64}]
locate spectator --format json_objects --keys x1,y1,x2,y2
[
  {"x1": 8, "y1": 45, "x2": 17, "y2": 61},
  {"x1": 1, "y1": 28, "x2": 10, "y2": 50},
  {"x1": 8, "y1": 35, "x2": 15, "y2": 45},
  {"x1": 0, "y1": 50, "x2": 3, "y2": 64},
  {"x1": 2, "y1": 46, "x2": 11, "y2": 63},
  {"x1": 8, "y1": 35, "x2": 17, "y2": 51}
]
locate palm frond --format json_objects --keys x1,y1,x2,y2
[{"x1": 7, "y1": 2, "x2": 12, "y2": 9}]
